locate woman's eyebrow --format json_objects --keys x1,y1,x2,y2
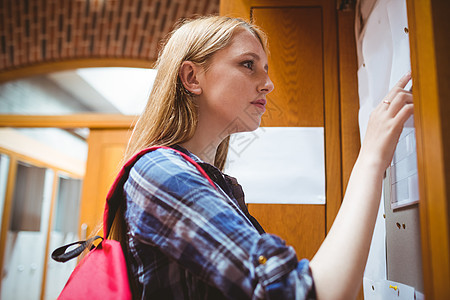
[{"x1": 239, "y1": 52, "x2": 269, "y2": 72}]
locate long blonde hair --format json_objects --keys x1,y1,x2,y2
[{"x1": 124, "y1": 15, "x2": 268, "y2": 170}]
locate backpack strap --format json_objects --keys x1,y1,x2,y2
[
  {"x1": 52, "y1": 236, "x2": 103, "y2": 262},
  {"x1": 52, "y1": 146, "x2": 216, "y2": 264},
  {"x1": 103, "y1": 146, "x2": 217, "y2": 237}
]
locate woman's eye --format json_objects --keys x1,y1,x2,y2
[{"x1": 242, "y1": 60, "x2": 254, "y2": 70}]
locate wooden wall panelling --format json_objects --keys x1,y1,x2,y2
[
  {"x1": 255, "y1": 7, "x2": 324, "y2": 128},
  {"x1": 337, "y1": 9, "x2": 360, "y2": 193},
  {"x1": 406, "y1": 0, "x2": 450, "y2": 298},
  {"x1": 247, "y1": 0, "x2": 342, "y2": 234},
  {"x1": 79, "y1": 129, "x2": 131, "y2": 238},
  {"x1": 220, "y1": 0, "x2": 251, "y2": 18},
  {"x1": 0, "y1": 114, "x2": 136, "y2": 129},
  {"x1": 249, "y1": 5, "x2": 326, "y2": 260},
  {"x1": 337, "y1": 8, "x2": 362, "y2": 299},
  {"x1": 221, "y1": 0, "x2": 342, "y2": 261},
  {"x1": 254, "y1": 1, "x2": 341, "y2": 233},
  {"x1": 248, "y1": 204, "x2": 325, "y2": 260},
  {"x1": 317, "y1": 0, "x2": 341, "y2": 234}
]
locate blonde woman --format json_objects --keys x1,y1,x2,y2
[{"x1": 121, "y1": 16, "x2": 413, "y2": 299}]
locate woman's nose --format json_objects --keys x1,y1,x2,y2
[{"x1": 259, "y1": 73, "x2": 274, "y2": 94}]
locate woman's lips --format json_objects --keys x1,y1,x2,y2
[{"x1": 251, "y1": 99, "x2": 267, "y2": 112}]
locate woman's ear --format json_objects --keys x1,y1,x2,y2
[{"x1": 179, "y1": 61, "x2": 202, "y2": 95}]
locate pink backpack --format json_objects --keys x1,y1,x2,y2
[{"x1": 51, "y1": 146, "x2": 216, "y2": 299}]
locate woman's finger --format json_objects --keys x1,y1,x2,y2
[
  {"x1": 394, "y1": 103, "x2": 414, "y2": 127},
  {"x1": 382, "y1": 72, "x2": 412, "y2": 105},
  {"x1": 393, "y1": 72, "x2": 412, "y2": 89},
  {"x1": 388, "y1": 90, "x2": 413, "y2": 117}
]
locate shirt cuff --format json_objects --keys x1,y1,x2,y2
[{"x1": 251, "y1": 234, "x2": 316, "y2": 299}]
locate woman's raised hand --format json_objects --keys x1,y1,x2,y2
[
  {"x1": 360, "y1": 72, "x2": 414, "y2": 173},
  {"x1": 311, "y1": 72, "x2": 415, "y2": 300}
]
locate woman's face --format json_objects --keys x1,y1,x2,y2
[{"x1": 196, "y1": 28, "x2": 274, "y2": 135}]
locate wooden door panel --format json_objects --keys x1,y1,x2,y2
[
  {"x1": 248, "y1": 204, "x2": 325, "y2": 260},
  {"x1": 79, "y1": 129, "x2": 130, "y2": 238},
  {"x1": 254, "y1": 7, "x2": 324, "y2": 127},
  {"x1": 247, "y1": 5, "x2": 330, "y2": 262}
]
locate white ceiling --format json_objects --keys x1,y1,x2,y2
[{"x1": 48, "y1": 67, "x2": 157, "y2": 115}]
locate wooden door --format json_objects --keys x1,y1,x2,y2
[
  {"x1": 221, "y1": 0, "x2": 343, "y2": 261},
  {"x1": 250, "y1": 6, "x2": 327, "y2": 260},
  {"x1": 79, "y1": 129, "x2": 131, "y2": 238}
]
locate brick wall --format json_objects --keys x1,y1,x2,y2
[{"x1": 0, "y1": 0, "x2": 220, "y2": 72}]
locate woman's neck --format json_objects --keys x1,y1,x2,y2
[
  {"x1": 180, "y1": 108, "x2": 231, "y2": 165},
  {"x1": 179, "y1": 130, "x2": 224, "y2": 165}
]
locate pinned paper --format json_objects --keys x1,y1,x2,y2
[
  {"x1": 363, "y1": 278, "x2": 416, "y2": 300},
  {"x1": 357, "y1": 0, "x2": 422, "y2": 292},
  {"x1": 386, "y1": 0, "x2": 419, "y2": 210},
  {"x1": 224, "y1": 127, "x2": 325, "y2": 204}
]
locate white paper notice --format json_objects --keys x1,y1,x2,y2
[
  {"x1": 224, "y1": 127, "x2": 325, "y2": 204},
  {"x1": 387, "y1": 0, "x2": 419, "y2": 210},
  {"x1": 357, "y1": 0, "x2": 393, "y2": 281},
  {"x1": 363, "y1": 278, "x2": 416, "y2": 300},
  {"x1": 357, "y1": 0, "x2": 422, "y2": 298}
]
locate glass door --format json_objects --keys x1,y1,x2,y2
[
  {"x1": 1, "y1": 162, "x2": 53, "y2": 300},
  {"x1": 44, "y1": 175, "x2": 82, "y2": 300}
]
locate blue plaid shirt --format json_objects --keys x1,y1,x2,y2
[{"x1": 124, "y1": 146, "x2": 316, "y2": 299}]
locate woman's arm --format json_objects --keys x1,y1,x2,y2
[
  {"x1": 309, "y1": 73, "x2": 414, "y2": 300},
  {"x1": 125, "y1": 148, "x2": 315, "y2": 299}
]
